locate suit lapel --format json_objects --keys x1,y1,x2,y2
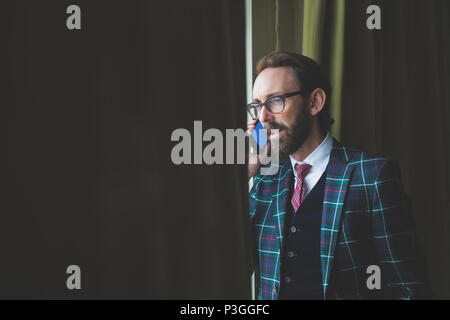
[
  {"x1": 320, "y1": 138, "x2": 354, "y2": 297},
  {"x1": 273, "y1": 160, "x2": 294, "y2": 252}
]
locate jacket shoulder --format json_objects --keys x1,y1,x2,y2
[{"x1": 342, "y1": 145, "x2": 400, "y2": 182}]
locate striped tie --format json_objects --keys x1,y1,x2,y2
[{"x1": 291, "y1": 163, "x2": 312, "y2": 213}]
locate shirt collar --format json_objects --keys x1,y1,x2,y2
[{"x1": 289, "y1": 132, "x2": 333, "y2": 172}]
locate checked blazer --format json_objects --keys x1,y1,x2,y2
[{"x1": 249, "y1": 137, "x2": 432, "y2": 300}]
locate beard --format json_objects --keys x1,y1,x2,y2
[{"x1": 265, "y1": 106, "x2": 312, "y2": 159}]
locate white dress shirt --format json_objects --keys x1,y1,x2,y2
[{"x1": 289, "y1": 132, "x2": 333, "y2": 197}]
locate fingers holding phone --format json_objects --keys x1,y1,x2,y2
[{"x1": 246, "y1": 120, "x2": 271, "y2": 178}]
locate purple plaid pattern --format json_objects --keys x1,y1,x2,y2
[{"x1": 291, "y1": 163, "x2": 311, "y2": 212}]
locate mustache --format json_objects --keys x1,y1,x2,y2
[{"x1": 264, "y1": 122, "x2": 287, "y2": 131}]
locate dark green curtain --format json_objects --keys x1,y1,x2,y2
[
  {"x1": 251, "y1": 0, "x2": 304, "y2": 67},
  {"x1": 304, "y1": 0, "x2": 450, "y2": 298},
  {"x1": 303, "y1": 0, "x2": 345, "y2": 139},
  {"x1": 1, "y1": 0, "x2": 251, "y2": 299}
]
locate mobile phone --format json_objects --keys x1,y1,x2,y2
[{"x1": 251, "y1": 121, "x2": 268, "y2": 150}]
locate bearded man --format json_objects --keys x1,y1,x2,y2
[{"x1": 247, "y1": 51, "x2": 432, "y2": 300}]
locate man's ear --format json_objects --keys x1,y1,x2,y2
[{"x1": 309, "y1": 88, "x2": 326, "y2": 116}]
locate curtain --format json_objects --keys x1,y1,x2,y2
[
  {"x1": 252, "y1": 0, "x2": 304, "y2": 67},
  {"x1": 303, "y1": 0, "x2": 345, "y2": 139},
  {"x1": 1, "y1": 0, "x2": 251, "y2": 299},
  {"x1": 303, "y1": 0, "x2": 450, "y2": 298}
]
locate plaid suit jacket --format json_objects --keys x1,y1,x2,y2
[{"x1": 249, "y1": 138, "x2": 432, "y2": 300}]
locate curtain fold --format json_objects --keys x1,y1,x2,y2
[
  {"x1": 251, "y1": 0, "x2": 304, "y2": 70},
  {"x1": 303, "y1": 0, "x2": 345, "y2": 140},
  {"x1": 302, "y1": 0, "x2": 327, "y2": 60}
]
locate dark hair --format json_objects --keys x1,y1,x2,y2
[{"x1": 256, "y1": 51, "x2": 334, "y2": 134}]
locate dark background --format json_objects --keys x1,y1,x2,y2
[
  {"x1": 2, "y1": 0, "x2": 450, "y2": 300},
  {"x1": 1, "y1": 0, "x2": 251, "y2": 299}
]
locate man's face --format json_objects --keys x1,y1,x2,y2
[{"x1": 252, "y1": 66, "x2": 312, "y2": 156}]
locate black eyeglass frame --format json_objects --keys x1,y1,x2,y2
[{"x1": 247, "y1": 90, "x2": 304, "y2": 120}]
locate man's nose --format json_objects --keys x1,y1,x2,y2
[{"x1": 259, "y1": 106, "x2": 273, "y2": 123}]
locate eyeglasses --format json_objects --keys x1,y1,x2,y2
[{"x1": 247, "y1": 90, "x2": 303, "y2": 120}]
